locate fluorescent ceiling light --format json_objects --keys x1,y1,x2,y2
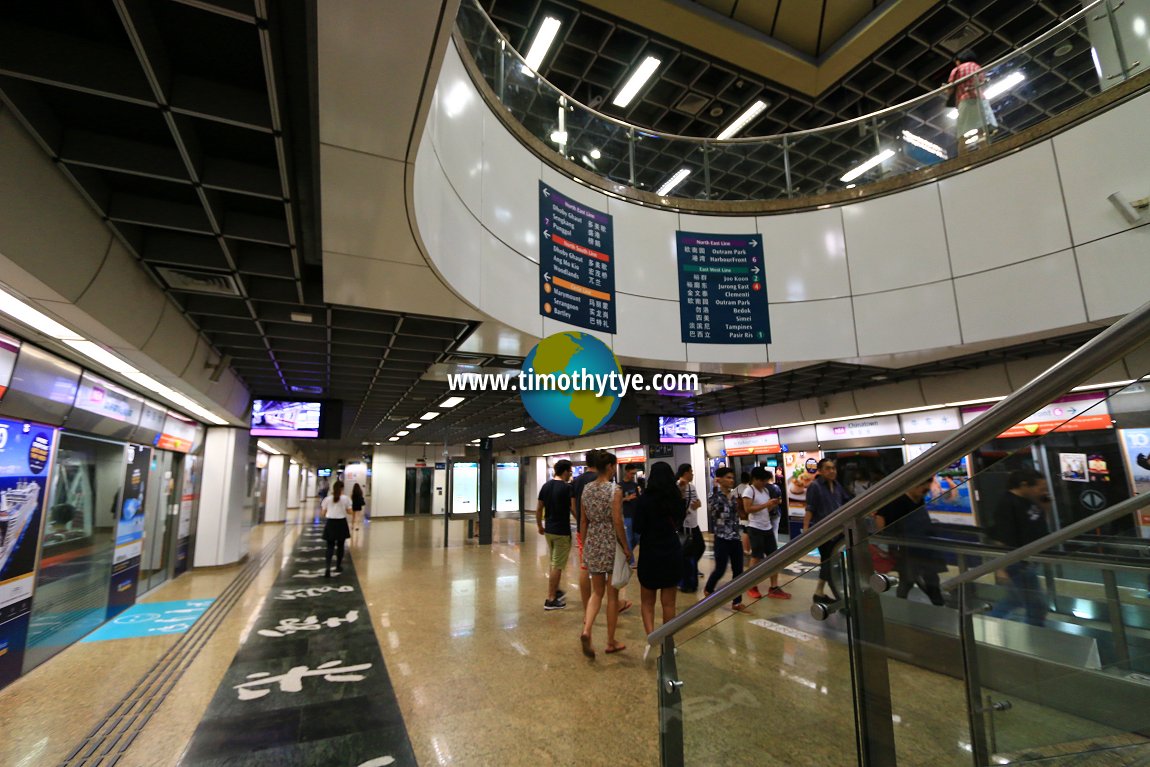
[
  {"x1": 984, "y1": 71, "x2": 1025, "y2": 100},
  {"x1": 612, "y1": 56, "x2": 661, "y2": 107},
  {"x1": 421, "y1": 411, "x2": 440, "y2": 421},
  {"x1": 257, "y1": 441, "x2": 281, "y2": 455},
  {"x1": 396, "y1": 430, "x2": 410, "y2": 437},
  {"x1": 388, "y1": 437, "x2": 400, "y2": 442},
  {"x1": 510, "y1": 427, "x2": 527, "y2": 432},
  {"x1": 61, "y1": 339, "x2": 139, "y2": 376},
  {"x1": 901, "y1": 130, "x2": 947, "y2": 160},
  {"x1": 406, "y1": 423, "x2": 422, "y2": 429},
  {"x1": 946, "y1": 108, "x2": 958, "y2": 120},
  {"x1": 488, "y1": 432, "x2": 506, "y2": 438},
  {"x1": 840, "y1": 148, "x2": 895, "y2": 183},
  {"x1": 589, "y1": 148, "x2": 601, "y2": 159},
  {"x1": 0, "y1": 288, "x2": 81, "y2": 340},
  {"x1": 716, "y1": 100, "x2": 767, "y2": 140},
  {"x1": 549, "y1": 130, "x2": 568, "y2": 144},
  {"x1": 523, "y1": 16, "x2": 562, "y2": 72},
  {"x1": 440, "y1": 396, "x2": 465, "y2": 408},
  {"x1": 656, "y1": 168, "x2": 691, "y2": 196}
]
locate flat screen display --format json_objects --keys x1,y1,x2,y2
[
  {"x1": 250, "y1": 399, "x2": 322, "y2": 438},
  {"x1": 659, "y1": 416, "x2": 696, "y2": 444}
]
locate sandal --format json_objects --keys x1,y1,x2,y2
[
  {"x1": 580, "y1": 634, "x2": 596, "y2": 659},
  {"x1": 605, "y1": 643, "x2": 626, "y2": 654},
  {"x1": 618, "y1": 600, "x2": 633, "y2": 614},
  {"x1": 731, "y1": 603, "x2": 750, "y2": 612}
]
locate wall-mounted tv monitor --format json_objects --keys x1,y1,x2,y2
[
  {"x1": 317, "y1": 468, "x2": 332, "y2": 477},
  {"x1": 250, "y1": 399, "x2": 322, "y2": 438},
  {"x1": 658, "y1": 416, "x2": 697, "y2": 444}
]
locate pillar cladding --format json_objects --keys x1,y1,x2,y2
[
  {"x1": 265, "y1": 455, "x2": 290, "y2": 522},
  {"x1": 287, "y1": 462, "x2": 301, "y2": 508},
  {"x1": 195, "y1": 427, "x2": 252, "y2": 567}
]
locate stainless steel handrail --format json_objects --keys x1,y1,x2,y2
[
  {"x1": 940, "y1": 493, "x2": 1150, "y2": 590},
  {"x1": 461, "y1": 0, "x2": 1105, "y2": 145},
  {"x1": 648, "y1": 297, "x2": 1150, "y2": 646}
]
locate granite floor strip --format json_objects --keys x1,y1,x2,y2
[
  {"x1": 61, "y1": 527, "x2": 289, "y2": 767},
  {"x1": 180, "y1": 522, "x2": 416, "y2": 767}
]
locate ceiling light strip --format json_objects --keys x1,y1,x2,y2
[
  {"x1": 716, "y1": 100, "x2": 767, "y2": 140},
  {"x1": 840, "y1": 148, "x2": 894, "y2": 183},
  {"x1": 612, "y1": 56, "x2": 661, "y2": 108},
  {"x1": 523, "y1": 17, "x2": 562, "y2": 72}
]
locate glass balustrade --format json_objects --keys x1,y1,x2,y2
[
  {"x1": 455, "y1": 0, "x2": 1144, "y2": 204},
  {"x1": 653, "y1": 332, "x2": 1150, "y2": 765}
]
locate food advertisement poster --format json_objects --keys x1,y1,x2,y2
[
  {"x1": 0, "y1": 417, "x2": 56, "y2": 689},
  {"x1": 783, "y1": 450, "x2": 823, "y2": 517}
]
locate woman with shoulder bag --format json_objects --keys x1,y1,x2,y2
[{"x1": 579, "y1": 451, "x2": 631, "y2": 658}]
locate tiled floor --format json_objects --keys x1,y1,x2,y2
[{"x1": 1, "y1": 503, "x2": 1146, "y2": 766}]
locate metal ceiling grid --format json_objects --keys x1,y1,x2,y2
[
  {"x1": 470, "y1": 0, "x2": 1096, "y2": 199},
  {"x1": 0, "y1": 0, "x2": 487, "y2": 447}
]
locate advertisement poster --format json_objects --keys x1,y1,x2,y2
[
  {"x1": 676, "y1": 231, "x2": 770, "y2": 343},
  {"x1": 175, "y1": 455, "x2": 199, "y2": 577},
  {"x1": 905, "y1": 444, "x2": 976, "y2": 525},
  {"x1": 0, "y1": 333, "x2": 20, "y2": 400},
  {"x1": 538, "y1": 182, "x2": 616, "y2": 333},
  {"x1": 783, "y1": 451, "x2": 823, "y2": 516},
  {"x1": 108, "y1": 444, "x2": 151, "y2": 617},
  {"x1": 1060, "y1": 452, "x2": 1089, "y2": 482},
  {"x1": 1119, "y1": 429, "x2": 1150, "y2": 538},
  {"x1": 0, "y1": 417, "x2": 56, "y2": 688}
]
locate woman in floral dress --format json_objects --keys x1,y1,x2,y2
[{"x1": 579, "y1": 451, "x2": 631, "y2": 658}]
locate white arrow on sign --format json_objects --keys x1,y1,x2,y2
[
  {"x1": 543, "y1": 188, "x2": 551, "y2": 197},
  {"x1": 750, "y1": 239, "x2": 758, "y2": 246},
  {"x1": 543, "y1": 230, "x2": 551, "y2": 240},
  {"x1": 544, "y1": 272, "x2": 551, "y2": 281}
]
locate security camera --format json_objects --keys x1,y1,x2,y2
[{"x1": 1108, "y1": 191, "x2": 1148, "y2": 225}]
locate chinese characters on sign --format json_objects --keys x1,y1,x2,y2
[
  {"x1": 676, "y1": 232, "x2": 770, "y2": 344},
  {"x1": 539, "y1": 182, "x2": 616, "y2": 333}
]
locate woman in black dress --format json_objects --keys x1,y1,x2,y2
[
  {"x1": 349, "y1": 482, "x2": 366, "y2": 532},
  {"x1": 634, "y1": 461, "x2": 687, "y2": 636}
]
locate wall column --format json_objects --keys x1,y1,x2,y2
[
  {"x1": 265, "y1": 454, "x2": 290, "y2": 522},
  {"x1": 194, "y1": 427, "x2": 252, "y2": 568},
  {"x1": 287, "y1": 461, "x2": 301, "y2": 509}
]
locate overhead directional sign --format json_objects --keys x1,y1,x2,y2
[
  {"x1": 676, "y1": 231, "x2": 770, "y2": 344},
  {"x1": 539, "y1": 182, "x2": 616, "y2": 333}
]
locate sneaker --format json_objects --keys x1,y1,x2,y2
[
  {"x1": 768, "y1": 587, "x2": 792, "y2": 600},
  {"x1": 544, "y1": 599, "x2": 566, "y2": 611},
  {"x1": 747, "y1": 587, "x2": 764, "y2": 600},
  {"x1": 812, "y1": 593, "x2": 832, "y2": 605},
  {"x1": 555, "y1": 590, "x2": 567, "y2": 604}
]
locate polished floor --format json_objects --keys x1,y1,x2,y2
[{"x1": 0, "y1": 502, "x2": 1146, "y2": 766}]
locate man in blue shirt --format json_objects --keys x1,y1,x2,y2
[{"x1": 804, "y1": 458, "x2": 851, "y2": 604}]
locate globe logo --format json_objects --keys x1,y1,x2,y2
[{"x1": 520, "y1": 332, "x2": 623, "y2": 436}]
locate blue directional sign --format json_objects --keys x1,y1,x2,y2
[
  {"x1": 539, "y1": 182, "x2": 616, "y2": 333},
  {"x1": 81, "y1": 599, "x2": 214, "y2": 642},
  {"x1": 677, "y1": 231, "x2": 770, "y2": 344}
]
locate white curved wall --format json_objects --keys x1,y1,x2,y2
[{"x1": 415, "y1": 42, "x2": 1150, "y2": 364}]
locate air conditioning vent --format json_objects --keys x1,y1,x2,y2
[
  {"x1": 939, "y1": 23, "x2": 986, "y2": 54},
  {"x1": 441, "y1": 353, "x2": 492, "y2": 366},
  {"x1": 156, "y1": 267, "x2": 241, "y2": 296},
  {"x1": 675, "y1": 93, "x2": 710, "y2": 115}
]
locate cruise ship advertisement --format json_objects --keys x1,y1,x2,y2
[{"x1": 0, "y1": 416, "x2": 56, "y2": 687}]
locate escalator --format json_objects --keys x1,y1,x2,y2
[{"x1": 650, "y1": 297, "x2": 1150, "y2": 767}]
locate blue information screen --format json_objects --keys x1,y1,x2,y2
[
  {"x1": 539, "y1": 182, "x2": 615, "y2": 333},
  {"x1": 677, "y1": 231, "x2": 771, "y2": 344}
]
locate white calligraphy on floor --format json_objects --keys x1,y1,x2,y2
[
  {"x1": 275, "y1": 585, "x2": 355, "y2": 600},
  {"x1": 258, "y1": 610, "x2": 360, "y2": 638},
  {"x1": 292, "y1": 568, "x2": 329, "y2": 579},
  {"x1": 233, "y1": 660, "x2": 372, "y2": 700}
]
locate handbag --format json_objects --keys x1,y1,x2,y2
[
  {"x1": 869, "y1": 544, "x2": 897, "y2": 575},
  {"x1": 612, "y1": 540, "x2": 632, "y2": 588}
]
